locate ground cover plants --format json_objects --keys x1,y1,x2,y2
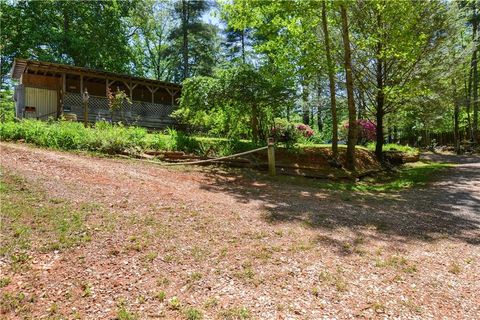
[{"x1": 0, "y1": 120, "x2": 258, "y2": 157}]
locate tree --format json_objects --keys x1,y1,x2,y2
[
  {"x1": 350, "y1": 0, "x2": 453, "y2": 160},
  {"x1": 129, "y1": 0, "x2": 176, "y2": 81},
  {"x1": 0, "y1": 0, "x2": 134, "y2": 85},
  {"x1": 177, "y1": 64, "x2": 293, "y2": 141},
  {"x1": 170, "y1": 0, "x2": 218, "y2": 81},
  {"x1": 321, "y1": 0, "x2": 339, "y2": 161},
  {"x1": 340, "y1": 3, "x2": 357, "y2": 170}
]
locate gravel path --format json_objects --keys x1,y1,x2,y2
[{"x1": 1, "y1": 142, "x2": 479, "y2": 319}]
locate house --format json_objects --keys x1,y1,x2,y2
[{"x1": 10, "y1": 58, "x2": 181, "y2": 129}]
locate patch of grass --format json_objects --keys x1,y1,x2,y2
[
  {"x1": 235, "y1": 262, "x2": 255, "y2": 281},
  {"x1": 190, "y1": 246, "x2": 209, "y2": 261},
  {"x1": 204, "y1": 297, "x2": 219, "y2": 309},
  {"x1": 155, "y1": 290, "x2": 166, "y2": 302},
  {"x1": 189, "y1": 272, "x2": 203, "y2": 283},
  {"x1": 117, "y1": 306, "x2": 138, "y2": 320},
  {"x1": 366, "y1": 142, "x2": 419, "y2": 155},
  {"x1": 315, "y1": 162, "x2": 452, "y2": 192},
  {"x1": 168, "y1": 296, "x2": 182, "y2": 310},
  {"x1": 0, "y1": 277, "x2": 11, "y2": 288},
  {"x1": 218, "y1": 306, "x2": 251, "y2": 320},
  {"x1": 183, "y1": 307, "x2": 203, "y2": 320},
  {"x1": 143, "y1": 251, "x2": 158, "y2": 263},
  {"x1": 81, "y1": 283, "x2": 92, "y2": 298},
  {"x1": 0, "y1": 292, "x2": 27, "y2": 315},
  {"x1": 0, "y1": 172, "x2": 92, "y2": 270},
  {"x1": 318, "y1": 269, "x2": 348, "y2": 292},
  {"x1": 375, "y1": 255, "x2": 417, "y2": 274},
  {"x1": 371, "y1": 301, "x2": 386, "y2": 313},
  {"x1": 0, "y1": 120, "x2": 260, "y2": 157},
  {"x1": 156, "y1": 276, "x2": 170, "y2": 287},
  {"x1": 448, "y1": 262, "x2": 462, "y2": 274}
]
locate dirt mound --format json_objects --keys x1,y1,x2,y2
[{"x1": 238, "y1": 146, "x2": 381, "y2": 179}]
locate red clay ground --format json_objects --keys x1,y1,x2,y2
[{"x1": 1, "y1": 142, "x2": 479, "y2": 319}]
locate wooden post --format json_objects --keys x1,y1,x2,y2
[
  {"x1": 267, "y1": 137, "x2": 276, "y2": 176},
  {"x1": 58, "y1": 72, "x2": 66, "y2": 119},
  {"x1": 82, "y1": 88, "x2": 89, "y2": 128}
]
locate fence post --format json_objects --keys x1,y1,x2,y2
[
  {"x1": 267, "y1": 137, "x2": 276, "y2": 176},
  {"x1": 82, "y1": 88, "x2": 89, "y2": 127}
]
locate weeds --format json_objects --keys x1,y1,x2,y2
[
  {"x1": 375, "y1": 255, "x2": 418, "y2": 274},
  {"x1": 219, "y1": 306, "x2": 251, "y2": 319},
  {"x1": 318, "y1": 269, "x2": 348, "y2": 292},
  {"x1": 0, "y1": 277, "x2": 11, "y2": 288},
  {"x1": 184, "y1": 307, "x2": 203, "y2": 320},
  {"x1": 117, "y1": 306, "x2": 138, "y2": 320},
  {"x1": 448, "y1": 262, "x2": 462, "y2": 274},
  {"x1": 155, "y1": 291, "x2": 166, "y2": 302},
  {"x1": 168, "y1": 296, "x2": 181, "y2": 310},
  {"x1": 0, "y1": 120, "x2": 259, "y2": 157},
  {"x1": 0, "y1": 292, "x2": 27, "y2": 314},
  {"x1": 0, "y1": 173, "x2": 92, "y2": 270}
]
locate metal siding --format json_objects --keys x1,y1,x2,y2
[{"x1": 25, "y1": 87, "x2": 57, "y2": 118}]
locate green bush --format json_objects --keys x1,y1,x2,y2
[
  {"x1": 0, "y1": 119, "x2": 261, "y2": 157},
  {"x1": 366, "y1": 142, "x2": 419, "y2": 155}
]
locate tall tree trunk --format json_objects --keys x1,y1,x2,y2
[
  {"x1": 302, "y1": 80, "x2": 310, "y2": 125},
  {"x1": 374, "y1": 12, "x2": 385, "y2": 162},
  {"x1": 181, "y1": 0, "x2": 189, "y2": 80},
  {"x1": 317, "y1": 80, "x2": 323, "y2": 132},
  {"x1": 472, "y1": 3, "x2": 479, "y2": 144},
  {"x1": 340, "y1": 4, "x2": 357, "y2": 170},
  {"x1": 251, "y1": 103, "x2": 259, "y2": 143},
  {"x1": 321, "y1": 1, "x2": 338, "y2": 160},
  {"x1": 454, "y1": 79, "x2": 461, "y2": 153},
  {"x1": 357, "y1": 88, "x2": 365, "y2": 119}
]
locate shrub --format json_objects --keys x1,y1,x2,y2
[
  {"x1": 271, "y1": 118, "x2": 315, "y2": 147},
  {"x1": 0, "y1": 120, "x2": 261, "y2": 157},
  {"x1": 342, "y1": 119, "x2": 376, "y2": 145}
]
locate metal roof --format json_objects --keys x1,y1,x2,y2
[{"x1": 10, "y1": 58, "x2": 181, "y2": 89}]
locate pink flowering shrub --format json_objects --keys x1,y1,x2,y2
[
  {"x1": 343, "y1": 119, "x2": 376, "y2": 144},
  {"x1": 296, "y1": 124, "x2": 315, "y2": 138},
  {"x1": 271, "y1": 119, "x2": 315, "y2": 147}
]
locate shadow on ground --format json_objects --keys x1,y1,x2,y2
[{"x1": 199, "y1": 154, "x2": 480, "y2": 250}]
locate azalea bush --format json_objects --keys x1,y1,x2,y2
[
  {"x1": 343, "y1": 119, "x2": 376, "y2": 145},
  {"x1": 296, "y1": 123, "x2": 315, "y2": 138},
  {"x1": 271, "y1": 118, "x2": 315, "y2": 147}
]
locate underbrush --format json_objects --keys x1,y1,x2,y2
[
  {"x1": 367, "y1": 142, "x2": 419, "y2": 155},
  {"x1": 0, "y1": 120, "x2": 259, "y2": 157}
]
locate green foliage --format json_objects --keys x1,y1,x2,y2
[
  {"x1": 366, "y1": 143, "x2": 419, "y2": 155},
  {"x1": 0, "y1": 89, "x2": 15, "y2": 122},
  {"x1": 176, "y1": 64, "x2": 293, "y2": 141},
  {"x1": 1, "y1": 0, "x2": 135, "y2": 83},
  {"x1": 183, "y1": 307, "x2": 203, "y2": 320},
  {"x1": 0, "y1": 120, "x2": 260, "y2": 157}
]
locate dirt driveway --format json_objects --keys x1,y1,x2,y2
[{"x1": 1, "y1": 142, "x2": 479, "y2": 319}]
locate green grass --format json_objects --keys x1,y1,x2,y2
[
  {"x1": 278, "y1": 161, "x2": 452, "y2": 193},
  {"x1": 218, "y1": 306, "x2": 251, "y2": 320},
  {"x1": 0, "y1": 119, "x2": 260, "y2": 157},
  {"x1": 0, "y1": 171, "x2": 93, "y2": 270},
  {"x1": 366, "y1": 142, "x2": 419, "y2": 155},
  {"x1": 298, "y1": 142, "x2": 369, "y2": 151}
]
